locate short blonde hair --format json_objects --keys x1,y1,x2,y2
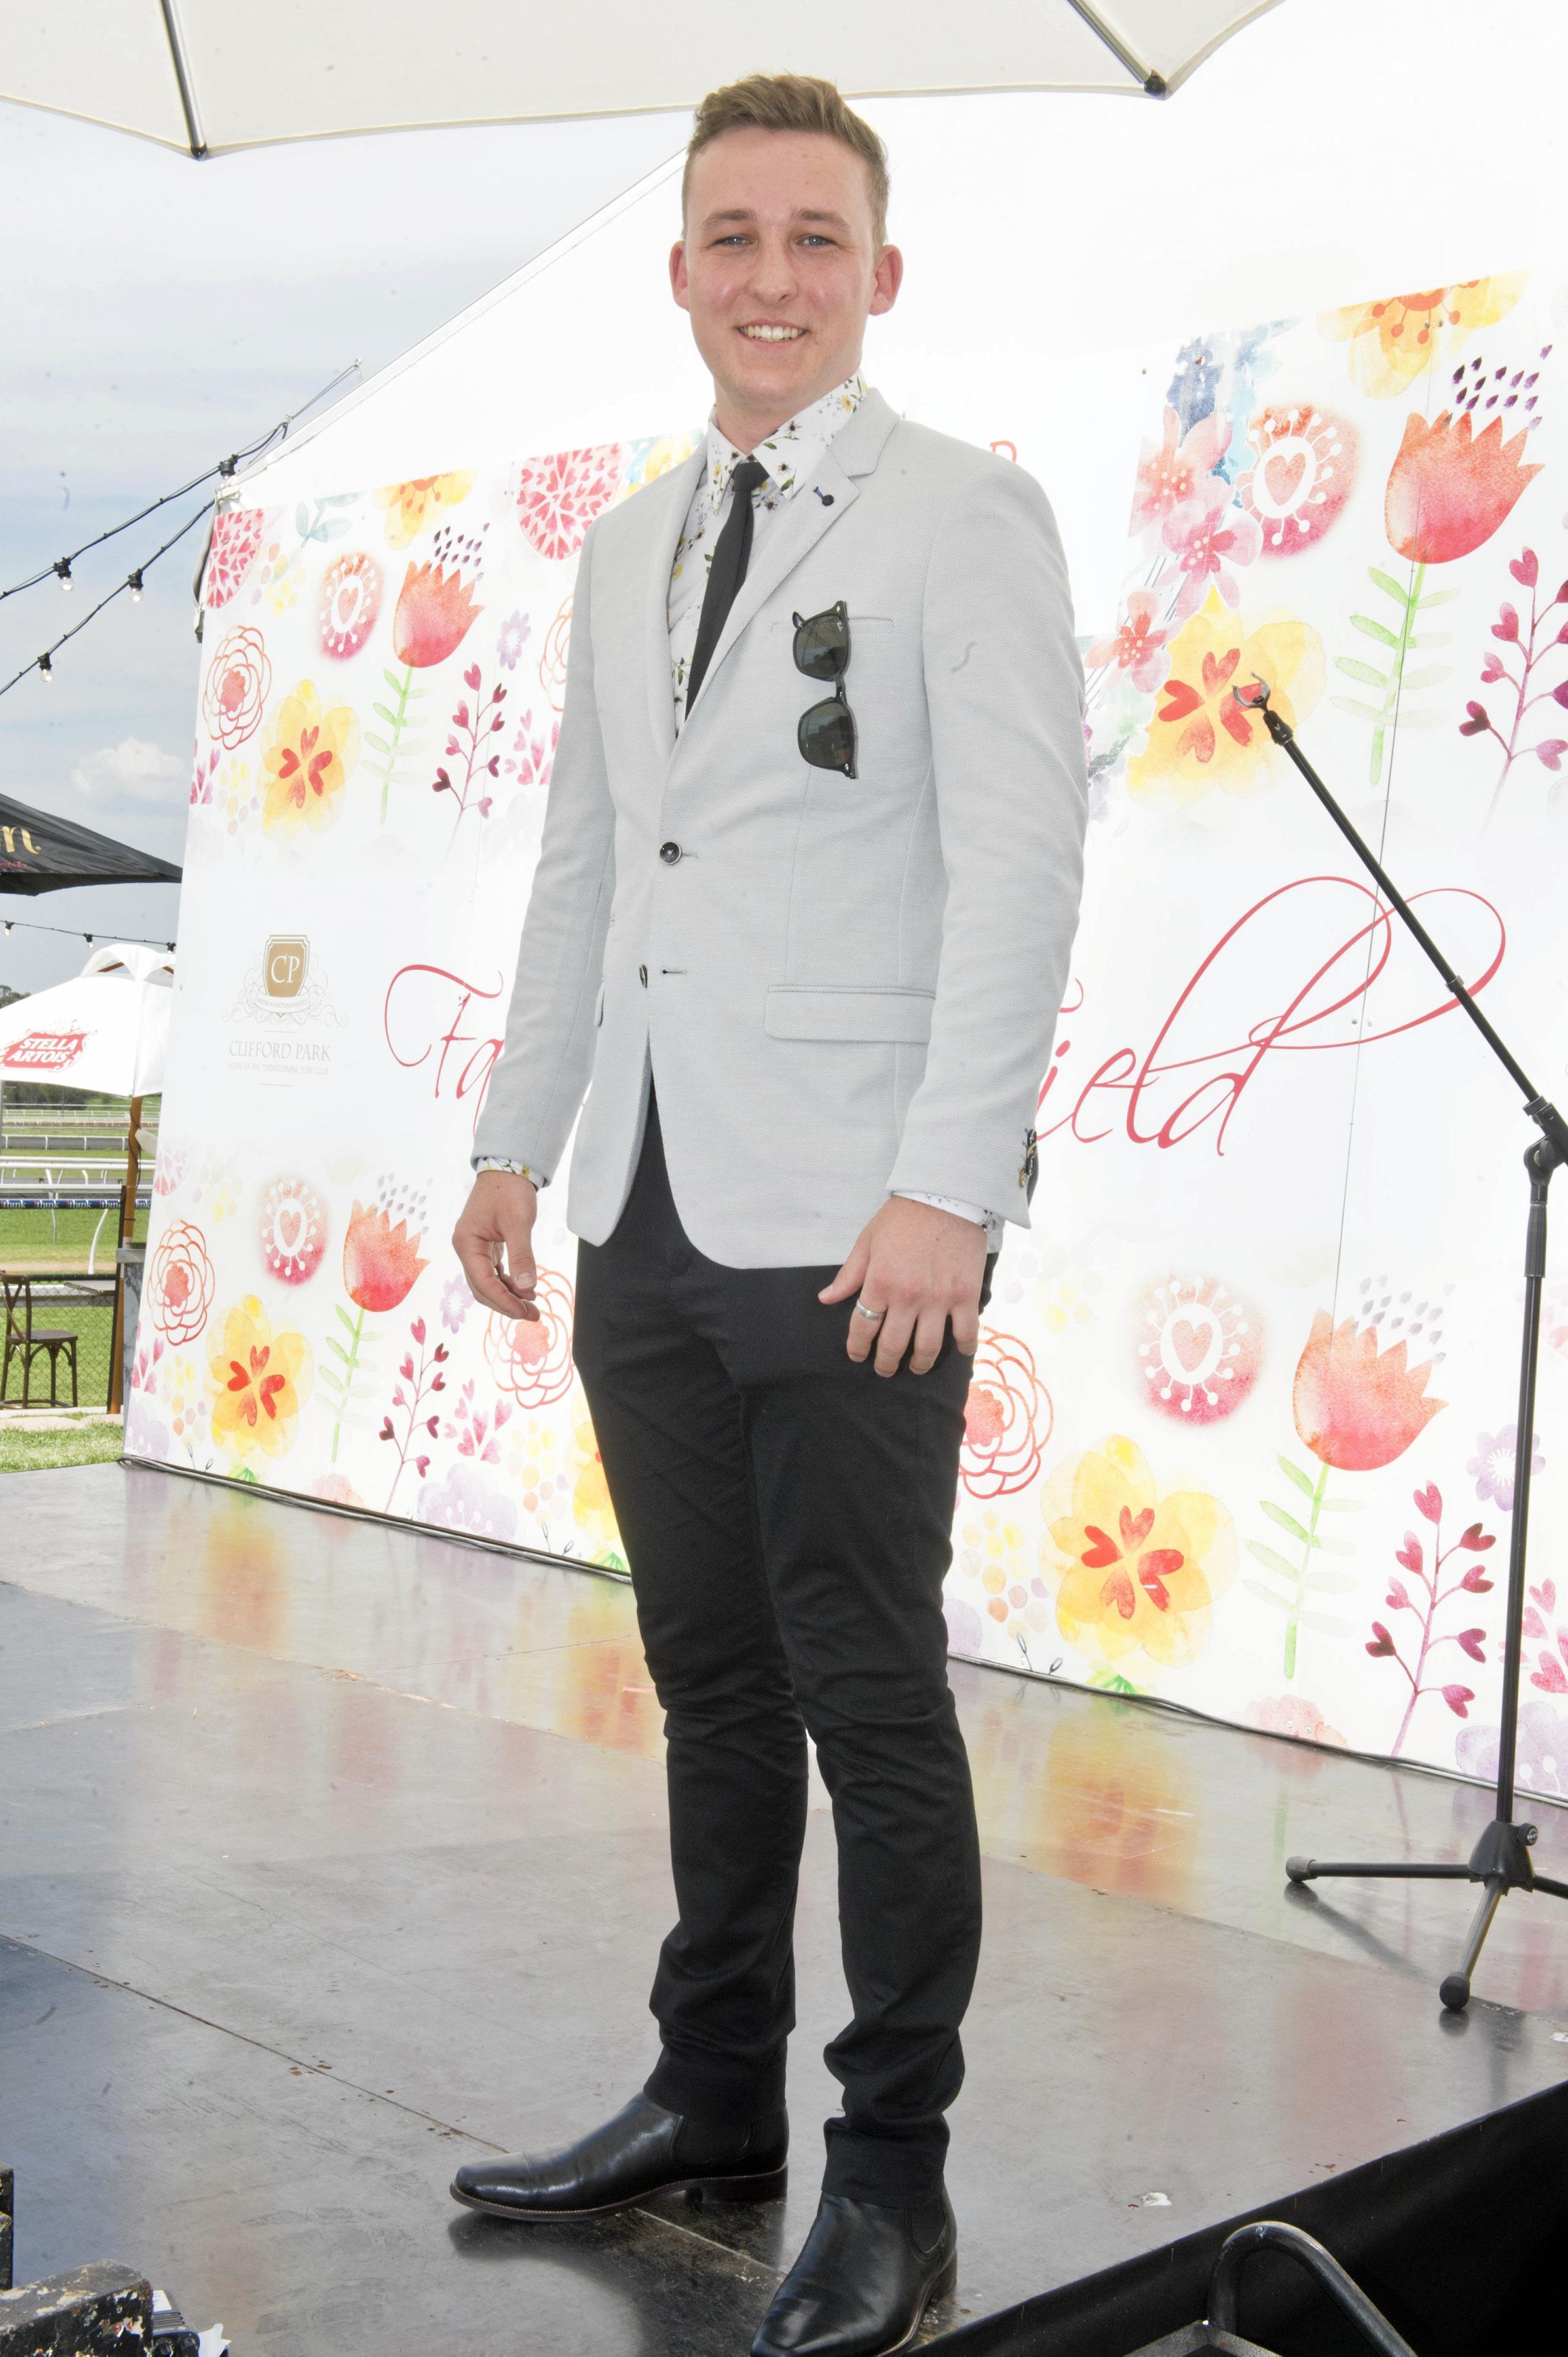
[{"x1": 683, "y1": 74, "x2": 889, "y2": 248}]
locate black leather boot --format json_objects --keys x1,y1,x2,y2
[
  {"x1": 751, "y1": 2190, "x2": 958, "y2": 2356},
  {"x1": 449, "y1": 2091, "x2": 788, "y2": 2220}
]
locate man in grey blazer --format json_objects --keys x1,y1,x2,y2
[{"x1": 452, "y1": 73, "x2": 1086, "y2": 2357}]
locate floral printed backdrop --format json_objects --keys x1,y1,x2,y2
[{"x1": 137, "y1": 269, "x2": 1568, "y2": 1791}]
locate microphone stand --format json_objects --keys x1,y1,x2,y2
[{"x1": 1238, "y1": 680, "x2": 1568, "y2": 2011}]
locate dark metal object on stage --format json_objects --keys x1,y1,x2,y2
[
  {"x1": 1237, "y1": 679, "x2": 1568, "y2": 2011},
  {"x1": 1129, "y1": 2220, "x2": 1419, "y2": 2353},
  {"x1": 0, "y1": 2262, "x2": 154, "y2": 2354}
]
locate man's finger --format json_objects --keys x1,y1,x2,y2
[
  {"x1": 819, "y1": 1236, "x2": 870, "y2": 1305},
  {"x1": 495, "y1": 1216, "x2": 537, "y2": 1299},
  {"x1": 908, "y1": 1303, "x2": 948, "y2": 1376},
  {"x1": 950, "y1": 1293, "x2": 981, "y2": 1358},
  {"x1": 874, "y1": 1304, "x2": 915, "y2": 1377},
  {"x1": 455, "y1": 1241, "x2": 535, "y2": 1319},
  {"x1": 845, "y1": 1290, "x2": 882, "y2": 1362}
]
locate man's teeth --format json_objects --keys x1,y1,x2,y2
[{"x1": 741, "y1": 325, "x2": 804, "y2": 342}]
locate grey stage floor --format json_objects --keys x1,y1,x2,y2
[{"x1": 2, "y1": 1463, "x2": 1567, "y2": 2354}]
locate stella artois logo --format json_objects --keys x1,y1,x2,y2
[{"x1": 2, "y1": 1028, "x2": 89, "y2": 1071}]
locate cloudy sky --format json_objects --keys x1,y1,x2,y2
[{"x1": 1, "y1": 95, "x2": 686, "y2": 994}]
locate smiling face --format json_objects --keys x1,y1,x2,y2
[{"x1": 671, "y1": 126, "x2": 902, "y2": 452}]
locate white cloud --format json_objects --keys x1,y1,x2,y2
[{"x1": 70, "y1": 736, "x2": 186, "y2": 806}]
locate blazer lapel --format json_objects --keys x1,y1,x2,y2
[
  {"x1": 678, "y1": 389, "x2": 900, "y2": 729},
  {"x1": 635, "y1": 449, "x2": 705, "y2": 764}
]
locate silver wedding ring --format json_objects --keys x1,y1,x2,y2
[{"x1": 853, "y1": 1301, "x2": 887, "y2": 1323}]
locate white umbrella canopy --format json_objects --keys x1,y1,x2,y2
[
  {"x1": 0, "y1": 944, "x2": 174, "y2": 1099},
  {"x1": 6, "y1": 0, "x2": 1281, "y2": 157}
]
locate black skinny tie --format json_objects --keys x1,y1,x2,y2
[{"x1": 683, "y1": 459, "x2": 769, "y2": 713}]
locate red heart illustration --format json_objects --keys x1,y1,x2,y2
[{"x1": 1263, "y1": 448, "x2": 1307, "y2": 507}]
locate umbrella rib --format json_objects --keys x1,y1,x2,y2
[
  {"x1": 158, "y1": 0, "x2": 208, "y2": 158},
  {"x1": 1061, "y1": 0, "x2": 1168, "y2": 95}
]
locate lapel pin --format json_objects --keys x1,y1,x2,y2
[{"x1": 814, "y1": 488, "x2": 835, "y2": 506}]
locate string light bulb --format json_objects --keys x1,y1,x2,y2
[
  {"x1": 129, "y1": 570, "x2": 143, "y2": 601},
  {"x1": 55, "y1": 559, "x2": 72, "y2": 592},
  {"x1": 38, "y1": 653, "x2": 53, "y2": 682}
]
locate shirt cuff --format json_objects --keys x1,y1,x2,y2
[
  {"x1": 473, "y1": 1157, "x2": 545, "y2": 1185},
  {"x1": 895, "y1": 1189, "x2": 1001, "y2": 1242}
]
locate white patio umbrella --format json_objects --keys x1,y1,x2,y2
[
  {"x1": 4, "y1": 1, "x2": 1280, "y2": 157},
  {"x1": 0, "y1": 944, "x2": 173, "y2": 1100}
]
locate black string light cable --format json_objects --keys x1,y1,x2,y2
[
  {"x1": 0, "y1": 501, "x2": 213, "y2": 703},
  {"x1": 1, "y1": 359, "x2": 360, "y2": 609},
  {"x1": 1, "y1": 918, "x2": 177, "y2": 952}
]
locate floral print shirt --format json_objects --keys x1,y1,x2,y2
[
  {"x1": 665, "y1": 370, "x2": 998, "y2": 1242},
  {"x1": 667, "y1": 371, "x2": 867, "y2": 728}
]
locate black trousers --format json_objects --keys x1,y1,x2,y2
[{"x1": 573, "y1": 1094, "x2": 985, "y2": 2205}]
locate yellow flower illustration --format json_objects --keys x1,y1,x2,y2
[
  {"x1": 208, "y1": 1296, "x2": 311, "y2": 1463},
  {"x1": 1128, "y1": 591, "x2": 1323, "y2": 805},
  {"x1": 260, "y1": 679, "x2": 360, "y2": 835},
  {"x1": 1040, "y1": 1434, "x2": 1235, "y2": 1675},
  {"x1": 570, "y1": 1417, "x2": 622, "y2": 1557},
  {"x1": 1321, "y1": 274, "x2": 1527, "y2": 400},
  {"x1": 374, "y1": 472, "x2": 476, "y2": 548}
]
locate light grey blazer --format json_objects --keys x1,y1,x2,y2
[{"x1": 473, "y1": 389, "x2": 1087, "y2": 1268}]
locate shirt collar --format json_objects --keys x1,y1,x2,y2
[{"x1": 705, "y1": 373, "x2": 867, "y2": 509}]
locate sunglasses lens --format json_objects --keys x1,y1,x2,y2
[
  {"x1": 798, "y1": 698, "x2": 857, "y2": 776},
  {"x1": 793, "y1": 607, "x2": 849, "y2": 680}
]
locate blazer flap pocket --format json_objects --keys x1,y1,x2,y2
[{"x1": 765, "y1": 984, "x2": 934, "y2": 1044}]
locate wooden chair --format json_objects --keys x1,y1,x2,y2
[{"x1": 1, "y1": 1274, "x2": 79, "y2": 1408}]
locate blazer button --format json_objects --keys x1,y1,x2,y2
[{"x1": 659, "y1": 840, "x2": 682, "y2": 865}]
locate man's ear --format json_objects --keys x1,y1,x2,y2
[
  {"x1": 869, "y1": 244, "x2": 904, "y2": 319},
  {"x1": 670, "y1": 239, "x2": 691, "y2": 312}
]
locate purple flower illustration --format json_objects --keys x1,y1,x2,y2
[
  {"x1": 1457, "y1": 1694, "x2": 1568, "y2": 1795},
  {"x1": 496, "y1": 609, "x2": 531, "y2": 671},
  {"x1": 415, "y1": 1460, "x2": 517, "y2": 1542},
  {"x1": 440, "y1": 1273, "x2": 472, "y2": 1334},
  {"x1": 1467, "y1": 1423, "x2": 1543, "y2": 1512}
]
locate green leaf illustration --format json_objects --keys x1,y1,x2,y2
[
  {"x1": 1418, "y1": 585, "x2": 1460, "y2": 607},
  {"x1": 1299, "y1": 1608, "x2": 1353, "y2": 1638},
  {"x1": 1247, "y1": 1539, "x2": 1297, "y2": 1583},
  {"x1": 1262, "y1": 1499, "x2": 1313, "y2": 1545},
  {"x1": 1401, "y1": 665, "x2": 1452, "y2": 691},
  {"x1": 364, "y1": 733, "x2": 392, "y2": 755},
  {"x1": 1351, "y1": 613, "x2": 1400, "y2": 647},
  {"x1": 1245, "y1": 1576, "x2": 1294, "y2": 1612},
  {"x1": 1335, "y1": 656, "x2": 1388, "y2": 688},
  {"x1": 1318, "y1": 1495, "x2": 1364, "y2": 1512},
  {"x1": 1305, "y1": 1566, "x2": 1359, "y2": 1594},
  {"x1": 1277, "y1": 1457, "x2": 1317, "y2": 1497},
  {"x1": 1367, "y1": 567, "x2": 1409, "y2": 604},
  {"x1": 1331, "y1": 695, "x2": 1384, "y2": 723}
]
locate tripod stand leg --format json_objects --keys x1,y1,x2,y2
[{"x1": 1439, "y1": 1879, "x2": 1506, "y2": 2013}]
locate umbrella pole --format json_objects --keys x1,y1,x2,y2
[{"x1": 107, "y1": 1093, "x2": 142, "y2": 1415}]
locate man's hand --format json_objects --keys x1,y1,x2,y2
[
  {"x1": 819, "y1": 1197, "x2": 987, "y2": 1376},
  {"x1": 452, "y1": 1170, "x2": 540, "y2": 1321}
]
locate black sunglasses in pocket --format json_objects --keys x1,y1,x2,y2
[{"x1": 793, "y1": 601, "x2": 857, "y2": 778}]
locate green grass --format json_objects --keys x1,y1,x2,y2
[
  {"x1": 0, "y1": 1420, "x2": 124, "y2": 1473},
  {"x1": 0, "y1": 1205, "x2": 130, "y2": 1274}
]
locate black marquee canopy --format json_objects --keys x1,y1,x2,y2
[{"x1": 0, "y1": 792, "x2": 183, "y2": 897}]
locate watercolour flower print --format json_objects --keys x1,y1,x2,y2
[
  {"x1": 148, "y1": 268, "x2": 1568, "y2": 1795},
  {"x1": 1322, "y1": 275, "x2": 1527, "y2": 399},
  {"x1": 1040, "y1": 1436, "x2": 1236, "y2": 1678},
  {"x1": 1128, "y1": 593, "x2": 1324, "y2": 802}
]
